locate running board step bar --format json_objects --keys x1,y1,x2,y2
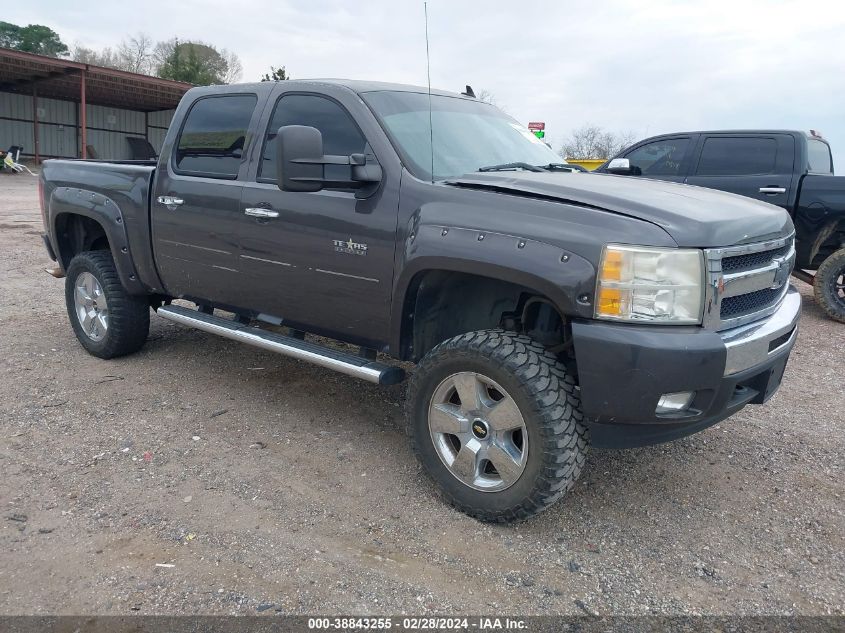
[{"x1": 157, "y1": 305, "x2": 404, "y2": 385}]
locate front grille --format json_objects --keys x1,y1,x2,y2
[
  {"x1": 704, "y1": 234, "x2": 795, "y2": 330},
  {"x1": 721, "y1": 287, "x2": 784, "y2": 319},
  {"x1": 722, "y1": 243, "x2": 791, "y2": 273}
]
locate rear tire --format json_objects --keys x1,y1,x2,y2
[
  {"x1": 813, "y1": 248, "x2": 845, "y2": 323},
  {"x1": 407, "y1": 329, "x2": 588, "y2": 522},
  {"x1": 65, "y1": 251, "x2": 150, "y2": 359}
]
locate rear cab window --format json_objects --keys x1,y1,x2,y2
[
  {"x1": 807, "y1": 138, "x2": 833, "y2": 174},
  {"x1": 695, "y1": 137, "x2": 777, "y2": 176},
  {"x1": 174, "y1": 94, "x2": 258, "y2": 179}
]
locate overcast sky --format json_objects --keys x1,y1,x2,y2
[{"x1": 8, "y1": 0, "x2": 845, "y2": 167}]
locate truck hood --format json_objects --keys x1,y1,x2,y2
[{"x1": 446, "y1": 172, "x2": 793, "y2": 247}]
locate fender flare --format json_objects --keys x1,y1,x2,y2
[
  {"x1": 389, "y1": 223, "x2": 596, "y2": 356},
  {"x1": 49, "y1": 186, "x2": 147, "y2": 295},
  {"x1": 807, "y1": 218, "x2": 844, "y2": 266}
]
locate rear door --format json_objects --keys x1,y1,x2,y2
[
  {"x1": 151, "y1": 92, "x2": 261, "y2": 306},
  {"x1": 684, "y1": 134, "x2": 795, "y2": 209}
]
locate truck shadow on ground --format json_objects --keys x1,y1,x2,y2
[{"x1": 139, "y1": 316, "x2": 742, "y2": 531}]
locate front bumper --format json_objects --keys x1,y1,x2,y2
[{"x1": 572, "y1": 285, "x2": 801, "y2": 448}]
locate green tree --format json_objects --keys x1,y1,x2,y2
[
  {"x1": 261, "y1": 66, "x2": 290, "y2": 81},
  {"x1": 0, "y1": 22, "x2": 19, "y2": 48},
  {"x1": 0, "y1": 22, "x2": 68, "y2": 57},
  {"x1": 157, "y1": 39, "x2": 237, "y2": 85}
]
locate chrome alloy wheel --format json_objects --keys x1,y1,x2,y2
[
  {"x1": 74, "y1": 271, "x2": 109, "y2": 342},
  {"x1": 428, "y1": 371, "x2": 528, "y2": 492}
]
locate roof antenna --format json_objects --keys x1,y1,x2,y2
[
  {"x1": 462, "y1": 85, "x2": 476, "y2": 98},
  {"x1": 424, "y1": 2, "x2": 434, "y2": 183}
]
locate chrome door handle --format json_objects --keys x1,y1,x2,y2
[
  {"x1": 244, "y1": 208, "x2": 279, "y2": 218},
  {"x1": 156, "y1": 195, "x2": 184, "y2": 206},
  {"x1": 759, "y1": 187, "x2": 786, "y2": 194}
]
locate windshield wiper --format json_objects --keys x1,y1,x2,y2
[
  {"x1": 537, "y1": 163, "x2": 581, "y2": 171},
  {"x1": 478, "y1": 162, "x2": 544, "y2": 173}
]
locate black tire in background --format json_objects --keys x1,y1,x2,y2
[
  {"x1": 407, "y1": 329, "x2": 588, "y2": 523},
  {"x1": 813, "y1": 247, "x2": 845, "y2": 323},
  {"x1": 64, "y1": 250, "x2": 150, "y2": 359}
]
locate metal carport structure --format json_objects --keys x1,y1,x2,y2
[{"x1": 0, "y1": 47, "x2": 191, "y2": 161}]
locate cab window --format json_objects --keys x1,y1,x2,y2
[
  {"x1": 807, "y1": 139, "x2": 833, "y2": 174},
  {"x1": 174, "y1": 95, "x2": 257, "y2": 178},
  {"x1": 696, "y1": 137, "x2": 777, "y2": 176},
  {"x1": 625, "y1": 138, "x2": 690, "y2": 176},
  {"x1": 259, "y1": 94, "x2": 367, "y2": 183}
]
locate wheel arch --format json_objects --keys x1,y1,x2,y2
[
  {"x1": 48, "y1": 186, "x2": 146, "y2": 295},
  {"x1": 807, "y1": 218, "x2": 845, "y2": 268},
  {"x1": 393, "y1": 261, "x2": 577, "y2": 361}
]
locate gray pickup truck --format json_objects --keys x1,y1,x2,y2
[{"x1": 39, "y1": 80, "x2": 801, "y2": 522}]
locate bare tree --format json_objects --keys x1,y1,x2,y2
[
  {"x1": 221, "y1": 49, "x2": 243, "y2": 84},
  {"x1": 72, "y1": 34, "x2": 154, "y2": 74},
  {"x1": 71, "y1": 35, "x2": 241, "y2": 83},
  {"x1": 70, "y1": 43, "x2": 95, "y2": 63},
  {"x1": 152, "y1": 37, "x2": 176, "y2": 72},
  {"x1": 71, "y1": 43, "x2": 118, "y2": 68},
  {"x1": 117, "y1": 33, "x2": 154, "y2": 74},
  {"x1": 560, "y1": 125, "x2": 635, "y2": 160},
  {"x1": 475, "y1": 88, "x2": 510, "y2": 114},
  {"x1": 477, "y1": 88, "x2": 496, "y2": 104}
]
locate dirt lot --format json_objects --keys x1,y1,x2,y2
[{"x1": 0, "y1": 173, "x2": 842, "y2": 616}]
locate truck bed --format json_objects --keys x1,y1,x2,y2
[
  {"x1": 40, "y1": 158, "x2": 158, "y2": 296},
  {"x1": 795, "y1": 174, "x2": 845, "y2": 267},
  {"x1": 52, "y1": 158, "x2": 158, "y2": 166}
]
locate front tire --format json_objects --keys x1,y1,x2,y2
[
  {"x1": 407, "y1": 329, "x2": 588, "y2": 522},
  {"x1": 65, "y1": 251, "x2": 150, "y2": 359},
  {"x1": 813, "y1": 248, "x2": 845, "y2": 323}
]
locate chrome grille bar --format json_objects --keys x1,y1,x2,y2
[{"x1": 703, "y1": 233, "x2": 796, "y2": 331}]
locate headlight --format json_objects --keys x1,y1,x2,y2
[{"x1": 595, "y1": 245, "x2": 704, "y2": 324}]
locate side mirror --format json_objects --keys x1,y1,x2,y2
[
  {"x1": 276, "y1": 125, "x2": 383, "y2": 194},
  {"x1": 606, "y1": 157, "x2": 633, "y2": 175},
  {"x1": 277, "y1": 125, "x2": 325, "y2": 192}
]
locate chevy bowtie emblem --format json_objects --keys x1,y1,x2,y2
[
  {"x1": 770, "y1": 256, "x2": 791, "y2": 289},
  {"x1": 471, "y1": 421, "x2": 489, "y2": 439}
]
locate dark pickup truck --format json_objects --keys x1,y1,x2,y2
[
  {"x1": 39, "y1": 81, "x2": 801, "y2": 522},
  {"x1": 597, "y1": 130, "x2": 845, "y2": 322}
]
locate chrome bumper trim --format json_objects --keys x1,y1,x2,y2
[{"x1": 721, "y1": 285, "x2": 801, "y2": 376}]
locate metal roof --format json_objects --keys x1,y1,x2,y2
[{"x1": 0, "y1": 47, "x2": 191, "y2": 111}]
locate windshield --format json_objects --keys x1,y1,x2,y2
[{"x1": 363, "y1": 90, "x2": 564, "y2": 181}]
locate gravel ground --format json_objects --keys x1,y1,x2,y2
[{"x1": 0, "y1": 173, "x2": 842, "y2": 616}]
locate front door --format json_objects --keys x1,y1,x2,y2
[
  {"x1": 238, "y1": 89, "x2": 398, "y2": 347},
  {"x1": 684, "y1": 134, "x2": 795, "y2": 209},
  {"x1": 152, "y1": 93, "x2": 261, "y2": 307}
]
